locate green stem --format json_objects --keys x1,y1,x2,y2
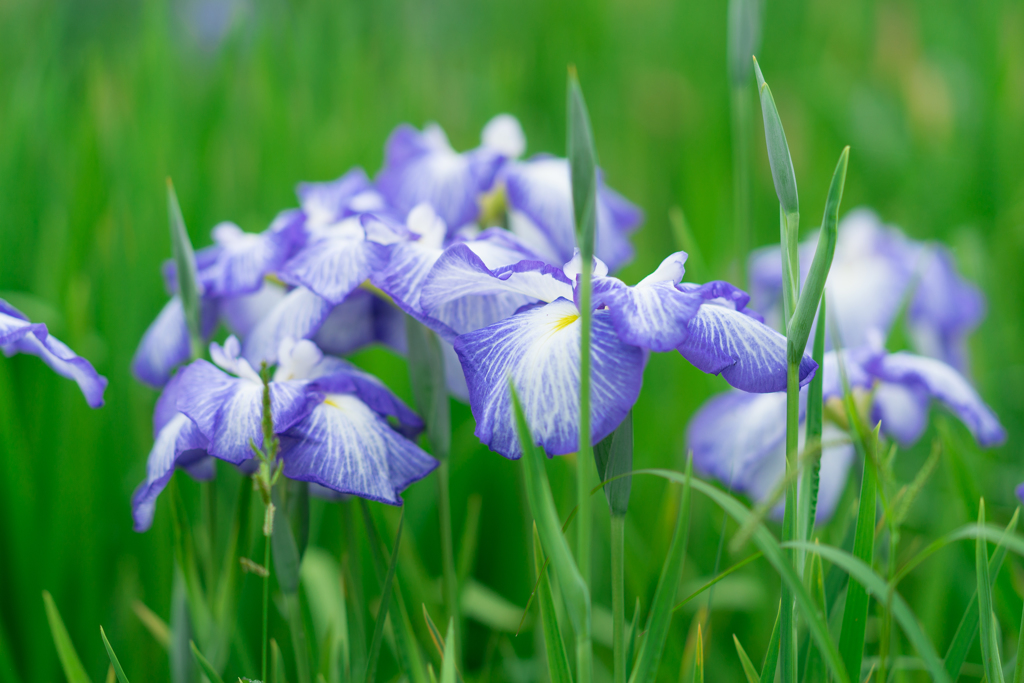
[
  {"x1": 578, "y1": 254, "x2": 593, "y2": 586},
  {"x1": 611, "y1": 515, "x2": 626, "y2": 683},
  {"x1": 437, "y1": 459, "x2": 461, "y2": 665},
  {"x1": 262, "y1": 530, "x2": 271, "y2": 683},
  {"x1": 780, "y1": 359, "x2": 800, "y2": 683}
]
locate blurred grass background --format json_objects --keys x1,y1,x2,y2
[{"x1": 0, "y1": 0, "x2": 1022, "y2": 680}]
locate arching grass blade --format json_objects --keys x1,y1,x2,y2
[
  {"x1": 100, "y1": 627, "x2": 130, "y2": 683},
  {"x1": 189, "y1": 641, "x2": 226, "y2": 683},
  {"x1": 42, "y1": 591, "x2": 92, "y2": 683},
  {"x1": 534, "y1": 525, "x2": 573, "y2": 683},
  {"x1": 733, "y1": 635, "x2": 760, "y2": 683}
]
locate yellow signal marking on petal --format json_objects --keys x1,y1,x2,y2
[
  {"x1": 324, "y1": 398, "x2": 341, "y2": 409},
  {"x1": 552, "y1": 313, "x2": 579, "y2": 332}
]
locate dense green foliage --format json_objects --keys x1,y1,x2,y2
[{"x1": 1, "y1": 0, "x2": 1022, "y2": 680}]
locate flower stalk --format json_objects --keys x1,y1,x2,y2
[{"x1": 253, "y1": 362, "x2": 282, "y2": 683}]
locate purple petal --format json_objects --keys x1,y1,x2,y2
[
  {"x1": 279, "y1": 218, "x2": 390, "y2": 305},
  {"x1": 200, "y1": 222, "x2": 294, "y2": 298},
  {"x1": 220, "y1": 282, "x2": 288, "y2": 338},
  {"x1": 593, "y1": 253, "x2": 703, "y2": 352},
  {"x1": 242, "y1": 287, "x2": 333, "y2": 366},
  {"x1": 820, "y1": 347, "x2": 883, "y2": 401},
  {"x1": 132, "y1": 296, "x2": 219, "y2": 388},
  {"x1": 504, "y1": 156, "x2": 642, "y2": 271},
  {"x1": 375, "y1": 123, "x2": 503, "y2": 231},
  {"x1": 279, "y1": 394, "x2": 437, "y2": 505},
  {"x1": 312, "y1": 289, "x2": 378, "y2": 357},
  {"x1": 0, "y1": 301, "x2": 47, "y2": 346},
  {"x1": 309, "y1": 364, "x2": 424, "y2": 434},
  {"x1": 131, "y1": 412, "x2": 209, "y2": 531},
  {"x1": 176, "y1": 359, "x2": 319, "y2": 464},
  {"x1": 866, "y1": 351, "x2": 1006, "y2": 447},
  {"x1": 454, "y1": 298, "x2": 646, "y2": 459},
  {"x1": 5, "y1": 329, "x2": 108, "y2": 408},
  {"x1": 676, "y1": 301, "x2": 816, "y2": 392},
  {"x1": 369, "y1": 204, "x2": 447, "y2": 323},
  {"x1": 871, "y1": 381, "x2": 930, "y2": 447},
  {"x1": 297, "y1": 168, "x2": 386, "y2": 225}
]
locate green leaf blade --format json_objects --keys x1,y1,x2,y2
[
  {"x1": 100, "y1": 627, "x2": 130, "y2": 683},
  {"x1": 532, "y1": 525, "x2": 574, "y2": 683},
  {"x1": 364, "y1": 510, "x2": 404, "y2": 683},
  {"x1": 165, "y1": 179, "x2": 203, "y2": 360},
  {"x1": 594, "y1": 411, "x2": 633, "y2": 516},
  {"x1": 567, "y1": 67, "x2": 598, "y2": 261},
  {"x1": 189, "y1": 641, "x2": 226, "y2": 683},
  {"x1": 976, "y1": 499, "x2": 1005, "y2": 683},
  {"x1": 42, "y1": 591, "x2": 93, "y2": 683},
  {"x1": 752, "y1": 58, "x2": 798, "y2": 217},
  {"x1": 733, "y1": 635, "x2": 760, "y2": 683}
]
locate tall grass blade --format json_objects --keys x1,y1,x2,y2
[
  {"x1": 692, "y1": 625, "x2": 704, "y2": 683},
  {"x1": 733, "y1": 635, "x2": 760, "y2": 683},
  {"x1": 512, "y1": 383, "x2": 591, "y2": 683},
  {"x1": 760, "y1": 601, "x2": 781, "y2": 683},
  {"x1": 272, "y1": 491, "x2": 311, "y2": 683},
  {"x1": 567, "y1": 67, "x2": 598, "y2": 260},
  {"x1": 787, "y1": 148, "x2": 848, "y2": 357},
  {"x1": 628, "y1": 456, "x2": 692, "y2": 683},
  {"x1": 301, "y1": 548, "x2": 350, "y2": 683},
  {"x1": 364, "y1": 510, "x2": 404, "y2": 683},
  {"x1": 785, "y1": 541, "x2": 950, "y2": 683},
  {"x1": 100, "y1": 627, "x2": 130, "y2": 683},
  {"x1": 533, "y1": 523, "x2": 574, "y2": 683},
  {"x1": 165, "y1": 178, "x2": 203, "y2": 359},
  {"x1": 439, "y1": 620, "x2": 457, "y2": 683},
  {"x1": 752, "y1": 58, "x2": 798, "y2": 216},
  {"x1": 976, "y1": 499, "x2": 1005, "y2": 683},
  {"x1": 42, "y1": 591, "x2": 93, "y2": 683},
  {"x1": 189, "y1": 641, "x2": 226, "y2": 683},
  {"x1": 837, "y1": 424, "x2": 878, "y2": 683},
  {"x1": 271, "y1": 639, "x2": 287, "y2": 683}
]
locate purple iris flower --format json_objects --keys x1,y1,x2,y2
[
  {"x1": 1, "y1": 298, "x2": 107, "y2": 408},
  {"x1": 415, "y1": 249, "x2": 814, "y2": 459},
  {"x1": 688, "y1": 338, "x2": 1005, "y2": 521},
  {"x1": 131, "y1": 336, "x2": 436, "y2": 530},
  {"x1": 747, "y1": 208, "x2": 985, "y2": 373}
]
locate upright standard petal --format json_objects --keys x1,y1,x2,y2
[
  {"x1": 375, "y1": 123, "x2": 503, "y2": 231},
  {"x1": 199, "y1": 221, "x2": 298, "y2": 298},
  {"x1": 676, "y1": 293, "x2": 816, "y2": 392},
  {"x1": 866, "y1": 351, "x2": 1006, "y2": 447},
  {"x1": 454, "y1": 298, "x2": 646, "y2": 459},
  {"x1": 4, "y1": 325, "x2": 108, "y2": 408},
  {"x1": 504, "y1": 156, "x2": 642, "y2": 271},
  {"x1": 242, "y1": 287, "x2": 334, "y2": 365},
  {"x1": 176, "y1": 359, "x2": 319, "y2": 464},
  {"x1": 280, "y1": 393, "x2": 437, "y2": 505}
]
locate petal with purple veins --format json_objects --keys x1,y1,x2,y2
[
  {"x1": 242, "y1": 287, "x2": 333, "y2": 366},
  {"x1": 131, "y1": 412, "x2": 208, "y2": 531},
  {"x1": 5, "y1": 329, "x2": 108, "y2": 408}
]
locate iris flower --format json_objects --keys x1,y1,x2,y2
[
  {"x1": 689, "y1": 338, "x2": 1005, "y2": 521},
  {"x1": 748, "y1": 208, "x2": 985, "y2": 373},
  {"x1": 1, "y1": 297, "x2": 107, "y2": 408},
  {"x1": 414, "y1": 248, "x2": 814, "y2": 458},
  {"x1": 131, "y1": 336, "x2": 437, "y2": 530}
]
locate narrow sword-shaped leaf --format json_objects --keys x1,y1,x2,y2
[
  {"x1": 364, "y1": 510, "x2": 404, "y2": 683},
  {"x1": 512, "y1": 383, "x2": 591, "y2": 669},
  {"x1": 752, "y1": 58, "x2": 798, "y2": 217},
  {"x1": 271, "y1": 638, "x2": 287, "y2": 683},
  {"x1": 594, "y1": 412, "x2": 633, "y2": 517},
  {"x1": 692, "y1": 625, "x2": 704, "y2": 683},
  {"x1": 784, "y1": 541, "x2": 951, "y2": 683},
  {"x1": 567, "y1": 66, "x2": 599, "y2": 261},
  {"x1": 733, "y1": 635, "x2": 761, "y2": 683},
  {"x1": 42, "y1": 591, "x2": 93, "y2": 683},
  {"x1": 611, "y1": 514, "x2": 626, "y2": 683},
  {"x1": 100, "y1": 627, "x2": 130, "y2": 683},
  {"x1": 672, "y1": 553, "x2": 764, "y2": 613},
  {"x1": 1013, "y1": 597, "x2": 1024, "y2": 683},
  {"x1": 533, "y1": 525, "x2": 574, "y2": 683},
  {"x1": 976, "y1": 499, "x2": 1005, "y2": 683},
  {"x1": 837, "y1": 423, "x2": 878, "y2": 683},
  {"x1": 760, "y1": 600, "x2": 781, "y2": 683},
  {"x1": 166, "y1": 178, "x2": 203, "y2": 360},
  {"x1": 189, "y1": 641, "x2": 226, "y2": 683},
  {"x1": 628, "y1": 455, "x2": 692, "y2": 683},
  {"x1": 787, "y1": 147, "x2": 849, "y2": 360},
  {"x1": 439, "y1": 620, "x2": 457, "y2": 683}
]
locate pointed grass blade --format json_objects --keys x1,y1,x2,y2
[
  {"x1": 439, "y1": 620, "x2": 457, "y2": 683},
  {"x1": 100, "y1": 627, "x2": 130, "y2": 683},
  {"x1": 752, "y1": 58, "x2": 798, "y2": 216},
  {"x1": 567, "y1": 66, "x2": 598, "y2": 260},
  {"x1": 189, "y1": 641, "x2": 225, "y2": 683},
  {"x1": 166, "y1": 178, "x2": 203, "y2": 360},
  {"x1": 594, "y1": 411, "x2": 633, "y2": 517},
  {"x1": 760, "y1": 601, "x2": 781, "y2": 683},
  {"x1": 733, "y1": 635, "x2": 760, "y2": 683},
  {"x1": 533, "y1": 525, "x2": 573, "y2": 683},
  {"x1": 692, "y1": 625, "x2": 703, "y2": 683},
  {"x1": 628, "y1": 456, "x2": 693, "y2": 683},
  {"x1": 271, "y1": 638, "x2": 287, "y2": 683},
  {"x1": 787, "y1": 148, "x2": 848, "y2": 358},
  {"x1": 511, "y1": 383, "x2": 590, "y2": 638},
  {"x1": 976, "y1": 499, "x2": 1005, "y2": 683},
  {"x1": 364, "y1": 510, "x2": 404, "y2": 683},
  {"x1": 42, "y1": 591, "x2": 93, "y2": 683},
  {"x1": 784, "y1": 541, "x2": 950, "y2": 683},
  {"x1": 630, "y1": 471, "x2": 851, "y2": 683}
]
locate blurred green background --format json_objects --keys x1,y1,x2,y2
[{"x1": 1, "y1": 0, "x2": 1022, "y2": 680}]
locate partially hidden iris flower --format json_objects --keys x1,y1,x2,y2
[
  {"x1": 688, "y1": 337, "x2": 1005, "y2": 521},
  {"x1": 413, "y1": 248, "x2": 815, "y2": 458},
  {"x1": 131, "y1": 336, "x2": 437, "y2": 531},
  {"x1": 747, "y1": 208, "x2": 985, "y2": 373},
  {"x1": 1, "y1": 298, "x2": 107, "y2": 408}
]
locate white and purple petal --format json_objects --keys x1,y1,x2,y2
[
  {"x1": 242, "y1": 287, "x2": 333, "y2": 366},
  {"x1": 870, "y1": 381, "x2": 930, "y2": 447},
  {"x1": 454, "y1": 298, "x2": 646, "y2": 459},
  {"x1": 131, "y1": 295, "x2": 219, "y2": 388},
  {"x1": 297, "y1": 168, "x2": 387, "y2": 226},
  {"x1": 4, "y1": 326, "x2": 108, "y2": 408},
  {"x1": 0, "y1": 299, "x2": 47, "y2": 346},
  {"x1": 865, "y1": 351, "x2": 1006, "y2": 447},
  {"x1": 279, "y1": 218, "x2": 390, "y2": 305},
  {"x1": 279, "y1": 394, "x2": 437, "y2": 505},
  {"x1": 220, "y1": 281, "x2": 288, "y2": 338},
  {"x1": 131, "y1": 412, "x2": 209, "y2": 531}
]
